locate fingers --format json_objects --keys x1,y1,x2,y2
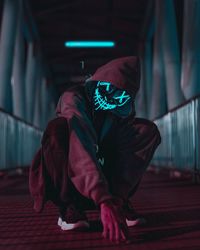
[
  {"x1": 102, "y1": 221, "x2": 129, "y2": 243},
  {"x1": 119, "y1": 221, "x2": 130, "y2": 240},
  {"x1": 102, "y1": 224, "x2": 109, "y2": 239},
  {"x1": 100, "y1": 201, "x2": 130, "y2": 243},
  {"x1": 114, "y1": 222, "x2": 120, "y2": 242},
  {"x1": 102, "y1": 223, "x2": 118, "y2": 242},
  {"x1": 109, "y1": 222, "x2": 115, "y2": 242},
  {"x1": 115, "y1": 222, "x2": 127, "y2": 243}
]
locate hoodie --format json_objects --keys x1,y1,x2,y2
[
  {"x1": 29, "y1": 56, "x2": 140, "y2": 212},
  {"x1": 90, "y1": 56, "x2": 140, "y2": 98}
]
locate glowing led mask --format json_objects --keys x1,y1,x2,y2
[{"x1": 93, "y1": 81, "x2": 131, "y2": 111}]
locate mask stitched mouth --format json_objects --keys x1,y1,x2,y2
[{"x1": 94, "y1": 87, "x2": 117, "y2": 110}]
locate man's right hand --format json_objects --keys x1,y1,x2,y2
[{"x1": 100, "y1": 200, "x2": 130, "y2": 243}]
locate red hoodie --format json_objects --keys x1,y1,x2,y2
[{"x1": 29, "y1": 56, "x2": 140, "y2": 212}]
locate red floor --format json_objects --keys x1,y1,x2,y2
[{"x1": 0, "y1": 169, "x2": 200, "y2": 250}]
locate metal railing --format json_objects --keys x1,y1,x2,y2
[
  {"x1": 1, "y1": 95, "x2": 200, "y2": 175},
  {"x1": 152, "y1": 97, "x2": 200, "y2": 177},
  {"x1": 0, "y1": 110, "x2": 43, "y2": 170}
]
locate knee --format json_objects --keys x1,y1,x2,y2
[
  {"x1": 135, "y1": 118, "x2": 161, "y2": 144},
  {"x1": 145, "y1": 120, "x2": 161, "y2": 144},
  {"x1": 42, "y1": 117, "x2": 69, "y2": 149}
]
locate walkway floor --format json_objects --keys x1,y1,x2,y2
[{"x1": 0, "y1": 169, "x2": 200, "y2": 250}]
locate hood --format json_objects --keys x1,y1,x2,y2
[{"x1": 90, "y1": 56, "x2": 140, "y2": 98}]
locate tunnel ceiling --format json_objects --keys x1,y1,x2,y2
[{"x1": 30, "y1": 0, "x2": 152, "y2": 93}]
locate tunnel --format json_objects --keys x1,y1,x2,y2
[{"x1": 0, "y1": 0, "x2": 200, "y2": 249}]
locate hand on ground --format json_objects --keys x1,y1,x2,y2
[{"x1": 100, "y1": 200, "x2": 130, "y2": 243}]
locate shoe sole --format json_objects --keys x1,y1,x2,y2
[{"x1": 58, "y1": 217, "x2": 90, "y2": 231}]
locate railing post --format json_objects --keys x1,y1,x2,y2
[
  {"x1": 12, "y1": 0, "x2": 26, "y2": 119},
  {"x1": 0, "y1": 0, "x2": 19, "y2": 112}
]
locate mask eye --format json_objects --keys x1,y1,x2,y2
[
  {"x1": 113, "y1": 91, "x2": 131, "y2": 106},
  {"x1": 97, "y1": 81, "x2": 116, "y2": 94}
]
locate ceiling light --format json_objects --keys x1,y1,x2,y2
[{"x1": 65, "y1": 41, "x2": 115, "y2": 48}]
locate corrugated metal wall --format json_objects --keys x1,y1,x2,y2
[
  {"x1": 152, "y1": 97, "x2": 200, "y2": 173},
  {"x1": 0, "y1": 111, "x2": 42, "y2": 170}
]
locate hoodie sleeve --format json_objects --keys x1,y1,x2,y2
[{"x1": 56, "y1": 91, "x2": 114, "y2": 205}]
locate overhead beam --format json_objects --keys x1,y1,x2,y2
[
  {"x1": 45, "y1": 46, "x2": 136, "y2": 60},
  {"x1": 38, "y1": 17, "x2": 140, "y2": 39},
  {"x1": 34, "y1": 0, "x2": 83, "y2": 17},
  {"x1": 36, "y1": 9, "x2": 144, "y2": 22}
]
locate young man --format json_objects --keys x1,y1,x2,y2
[{"x1": 29, "y1": 56, "x2": 161, "y2": 243}]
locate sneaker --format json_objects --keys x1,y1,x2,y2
[
  {"x1": 57, "y1": 204, "x2": 90, "y2": 231},
  {"x1": 123, "y1": 201, "x2": 146, "y2": 227}
]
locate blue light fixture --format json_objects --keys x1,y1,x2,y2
[{"x1": 65, "y1": 41, "x2": 115, "y2": 48}]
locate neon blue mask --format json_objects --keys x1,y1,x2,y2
[{"x1": 93, "y1": 81, "x2": 131, "y2": 111}]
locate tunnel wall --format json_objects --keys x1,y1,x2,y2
[
  {"x1": 0, "y1": 0, "x2": 54, "y2": 170},
  {"x1": 152, "y1": 96, "x2": 200, "y2": 174},
  {"x1": 136, "y1": 0, "x2": 200, "y2": 120},
  {"x1": 0, "y1": 0, "x2": 56, "y2": 131},
  {"x1": 0, "y1": 109, "x2": 42, "y2": 170}
]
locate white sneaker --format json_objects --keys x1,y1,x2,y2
[
  {"x1": 126, "y1": 217, "x2": 146, "y2": 227},
  {"x1": 123, "y1": 201, "x2": 146, "y2": 227},
  {"x1": 58, "y1": 217, "x2": 90, "y2": 231},
  {"x1": 57, "y1": 204, "x2": 89, "y2": 231}
]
